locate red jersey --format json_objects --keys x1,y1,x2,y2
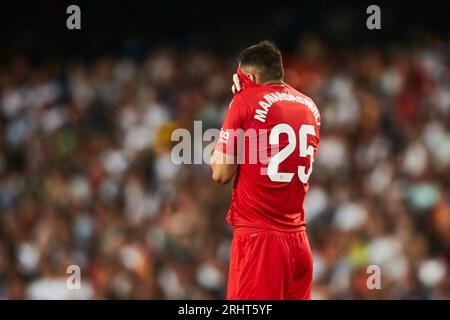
[{"x1": 215, "y1": 70, "x2": 321, "y2": 231}]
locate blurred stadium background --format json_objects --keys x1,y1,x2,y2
[{"x1": 0, "y1": 0, "x2": 449, "y2": 299}]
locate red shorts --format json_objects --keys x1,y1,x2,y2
[{"x1": 227, "y1": 226, "x2": 313, "y2": 300}]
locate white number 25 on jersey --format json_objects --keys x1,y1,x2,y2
[{"x1": 267, "y1": 123, "x2": 316, "y2": 184}]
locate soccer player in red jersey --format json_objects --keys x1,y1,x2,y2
[{"x1": 210, "y1": 41, "x2": 321, "y2": 300}]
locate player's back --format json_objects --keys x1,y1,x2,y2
[{"x1": 227, "y1": 82, "x2": 321, "y2": 231}]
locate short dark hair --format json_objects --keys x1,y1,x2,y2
[{"x1": 238, "y1": 41, "x2": 284, "y2": 83}]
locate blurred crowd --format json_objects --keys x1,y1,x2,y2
[{"x1": 0, "y1": 35, "x2": 449, "y2": 299}]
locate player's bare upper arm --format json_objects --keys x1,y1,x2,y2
[{"x1": 210, "y1": 150, "x2": 238, "y2": 185}]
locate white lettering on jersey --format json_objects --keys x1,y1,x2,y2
[{"x1": 253, "y1": 92, "x2": 320, "y2": 125}]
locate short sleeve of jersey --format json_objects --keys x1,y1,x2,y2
[{"x1": 215, "y1": 94, "x2": 249, "y2": 156}]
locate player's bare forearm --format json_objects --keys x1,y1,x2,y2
[
  {"x1": 210, "y1": 150, "x2": 238, "y2": 185},
  {"x1": 209, "y1": 72, "x2": 243, "y2": 185}
]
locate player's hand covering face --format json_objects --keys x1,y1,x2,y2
[
  {"x1": 231, "y1": 73, "x2": 241, "y2": 94},
  {"x1": 231, "y1": 68, "x2": 256, "y2": 94}
]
